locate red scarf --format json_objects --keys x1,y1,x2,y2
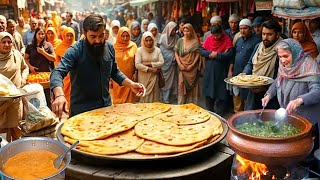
[{"x1": 202, "y1": 33, "x2": 232, "y2": 53}]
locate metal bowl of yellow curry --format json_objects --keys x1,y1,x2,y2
[{"x1": 0, "y1": 137, "x2": 71, "y2": 180}]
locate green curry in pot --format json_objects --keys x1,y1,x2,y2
[{"x1": 236, "y1": 121, "x2": 301, "y2": 137}]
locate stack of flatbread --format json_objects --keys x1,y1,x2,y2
[
  {"x1": 0, "y1": 74, "x2": 20, "y2": 96},
  {"x1": 61, "y1": 103, "x2": 223, "y2": 156},
  {"x1": 230, "y1": 74, "x2": 268, "y2": 85}
]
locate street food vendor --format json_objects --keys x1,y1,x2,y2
[
  {"x1": 262, "y1": 38, "x2": 320, "y2": 174},
  {"x1": 50, "y1": 14, "x2": 145, "y2": 118},
  {"x1": 262, "y1": 38, "x2": 320, "y2": 126}
]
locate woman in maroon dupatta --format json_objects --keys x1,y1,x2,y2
[{"x1": 200, "y1": 24, "x2": 233, "y2": 116}]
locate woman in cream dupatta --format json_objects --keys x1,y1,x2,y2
[
  {"x1": 55, "y1": 27, "x2": 75, "y2": 108},
  {"x1": 0, "y1": 32, "x2": 29, "y2": 141},
  {"x1": 174, "y1": 23, "x2": 201, "y2": 104},
  {"x1": 135, "y1": 32, "x2": 164, "y2": 103},
  {"x1": 112, "y1": 27, "x2": 138, "y2": 104}
]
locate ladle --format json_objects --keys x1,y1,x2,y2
[
  {"x1": 257, "y1": 105, "x2": 266, "y2": 126},
  {"x1": 271, "y1": 108, "x2": 288, "y2": 132},
  {"x1": 54, "y1": 140, "x2": 79, "y2": 169}
]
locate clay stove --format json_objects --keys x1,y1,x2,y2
[{"x1": 230, "y1": 154, "x2": 309, "y2": 180}]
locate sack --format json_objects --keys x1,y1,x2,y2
[
  {"x1": 273, "y1": 0, "x2": 306, "y2": 9},
  {"x1": 21, "y1": 85, "x2": 58, "y2": 133},
  {"x1": 304, "y1": 0, "x2": 320, "y2": 7},
  {"x1": 22, "y1": 101, "x2": 59, "y2": 133},
  {"x1": 158, "y1": 71, "x2": 165, "y2": 88},
  {"x1": 22, "y1": 84, "x2": 47, "y2": 108}
]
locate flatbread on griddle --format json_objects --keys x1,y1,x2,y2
[
  {"x1": 61, "y1": 113, "x2": 140, "y2": 140},
  {"x1": 135, "y1": 140, "x2": 206, "y2": 154},
  {"x1": 134, "y1": 117, "x2": 218, "y2": 146},
  {"x1": 64, "y1": 129, "x2": 144, "y2": 155},
  {"x1": 154, "y1": 103, "x2": 211, "y2": 125}
]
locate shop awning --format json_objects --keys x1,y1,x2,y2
[{"x1": 129, "y1": 0, "x2": 159, "y2": 7}]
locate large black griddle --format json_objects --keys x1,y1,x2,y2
[{"x1": 56, "y1": 111, "x2": 228, "y2": 165}]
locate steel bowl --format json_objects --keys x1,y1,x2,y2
[
  {"x1": 227, "y1": 109, "x2": 313, "y2": 166},
  {"x1": 0, "y1": 137, "x2": 71, "y2": 180}
]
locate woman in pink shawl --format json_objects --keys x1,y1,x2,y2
[
  {"x1": 200, "y1": 24, "x2": 233, "y2": 115},
  {"x1": 262, "y1": 39, "x2": 320, "y2": 168},
  {"x1": 262, "y1": 38, "x2": 320, "y2": 125}
]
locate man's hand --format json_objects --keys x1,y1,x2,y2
[
  {"x1": 227, "y1": 71, "x2": 233, "y2": 78},
  {"x1": 286, "y1": 98, "x2": 303, "y2": 114},
  {"x1": 130, "y1": 82, "x2": 145, "y2": 97},
  {"x1": 52, "y1": 95, "x2": 69, "y2": 119}
]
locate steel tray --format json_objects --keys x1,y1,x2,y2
[
  {"x1": 0, "y1": 88, "x2": 28, "y2": 101},
  {"x1": 224, "y1": 76, "x2": 274, "y2": 89}
]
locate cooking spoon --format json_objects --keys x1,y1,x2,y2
[
  {"x1": 54, "y1": 140, "x2": 79, "y2": 169},
  {"x1": 257, "y1": 105, "x2": 266, "y2": 126},
  {"x1": 271, "y1": 108, "x2": 288, "y2": 132}
]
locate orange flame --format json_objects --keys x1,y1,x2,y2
[{"x1": 236, "y1": 155, "x2": 269, "y2": 180}]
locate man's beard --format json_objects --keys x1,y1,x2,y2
[
  {"x1": 85, "y1": 38, "x2": 105, "y2": 59},
  {"x1": 263, "y1": 38, "x2": 278, "y2": 48}
]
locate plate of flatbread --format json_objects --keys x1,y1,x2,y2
[
  {"x1": 0, "y1": 88, "x2": 29, "y2": 101},
  {"x1": 225, "y1": 74, "x2": 274, "y2": 88},
  {"x1": 56, "y1": 103, "x2": 227, "y2": 162}
]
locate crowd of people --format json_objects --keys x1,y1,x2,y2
[{"x1": 0, "y1": 10, "x2": 320, "y2": 142}]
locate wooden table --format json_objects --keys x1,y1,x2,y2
[{"x1": 65, "y1": 140, "x2": 234, "y2": 180}]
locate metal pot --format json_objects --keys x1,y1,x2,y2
[
  {"x1": 227, "y1": 109, "x2": 313, "y2": 166},
  {"x1": 0, "y1": 137, "x2": 71, "y2": 180}
]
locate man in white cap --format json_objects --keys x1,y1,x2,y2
[
  {"x1": 202, "y1": 16, "x2": 222, "y2": 41},
  {"x1": 226, "y1": 13, "x2": 240, "y2": 39},
  {"x1": 243, "y1": 20, "x2": 282, "y2": 110},
  {"x1": 228, "y1": 19, "x2": 261, "y2": 112}
]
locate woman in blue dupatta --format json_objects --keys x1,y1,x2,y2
[
  {"x1": 262, "y1": 38, "x2": 320, "y2": 124},
  {"x1": 262, "y1": 38, "x2": 320, "y2": 175},
  {"x1": 130, "y1": 21, "x2": 142, "y2": 47},
  {"x1": 159, "y1": 22, "x2": 179, "y2": 103}
]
